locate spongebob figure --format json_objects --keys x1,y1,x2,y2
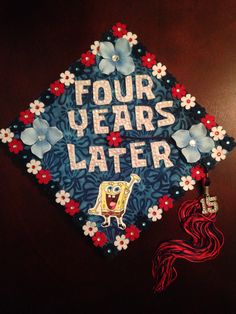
[{"x1": 88, "y1": 174, "x2": 141, "y2": 230}]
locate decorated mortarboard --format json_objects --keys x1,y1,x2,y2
[{"x1": 1, "y1": 22, "x2": 235, "y2": 293}]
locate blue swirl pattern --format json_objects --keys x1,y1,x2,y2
[{"x1": 33, "y1": 55, "x2": 201, "y2": 243}]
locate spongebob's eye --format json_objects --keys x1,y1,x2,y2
[
  {"x1": 105, "y1": 185, "x2": 113, "y2": 193},
  {"x1": 113, "y1": 186, "x2": 121, "y2": 193}
]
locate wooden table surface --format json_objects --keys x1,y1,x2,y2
[{"x1": 0, "y1": 1, "x2": 235, "y2": 313}]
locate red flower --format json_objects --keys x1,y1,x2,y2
[
  {"x1": 112, "y1": 22, "x2": 127, "y2": 38},
  {"x1": 190, "y1": 165, "x2": 206, "y2": 181},
  {"x1": 201, "y1": 114, "x2": 216, "y2": 130},
  {"x1": 171, "y1": 83, "x2": 186, "y2": 99},
  {"x1": 141, "y1": 52, "x2": 156, "y2": 68},
  {"x1": 50, "y1": 81, "x2": 65, "y2": 96},
  {"x1": 19, "y1": 110, "x2": 34, "y2": 125},
  {"x1": 81, "y1": 51, "x2": 95, "y2": 67},
  {"x1": 158, "y1": 195, "x2": 173, "y2": 212},
  {"x1": 106, "y1": 132, "x2": 123, "y2": 147},
  {"x1": 65, "y1": 200, "x2": 80, "y2": 216},
  {"x1": 8, "y1": 139, "x2": 23, "y2": 154},
  {"x1": 36, "y1": 169, "x2": 52, "y2": 184},
  {"x1": 125, "y1": 225, "x2": 140, "y2": 241},
  {"x1": 92, "y1": 231, "x2": 108, "y2": 247}
]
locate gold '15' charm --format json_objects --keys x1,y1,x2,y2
[{"x1": 200, "y1": 185, "x2": 219, "y2": 215}]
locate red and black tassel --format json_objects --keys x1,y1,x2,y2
[{"x1": 152, "y1": 174, "x2": 224, "y2": 293}]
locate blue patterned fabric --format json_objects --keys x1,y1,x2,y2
[
  {"x1": 2, "y1": 24, "x2": 235, "y2": 254},
  {"x1": 39, "y1": 59, "x2": 190, "y2": 239}
]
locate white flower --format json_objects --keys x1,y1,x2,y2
[
  {"x1": 211, "y1": 146, "x2": 227, "y2": 161},
  {"x1": 26, "y1": 159, "x2": 42, "y2": 174},
  {"x1": 55, "y1": 190, "x2": 70, "y2": 205},
  {"x1": 210, "y1": 126, "x2": 226, "y2": 141},
  {"x1": 90, "y1": 41, "x2": 100, "y2": 55},
  {"x1": 179, "y1": 176, "x2": 196, "y2": 191},
  {"x1": 0, "y1": 128, "x2": 14, "y2": 143},
  {"x1": 181, "y1": 94, "x2": 196, "y2": 110},
  {"x1": 82, "y1": 221, "x2": 98, "y2": 237},
  {"x1": 29, "y1": 100, "x2": 45, "y2": 116},
  {"x1": 152, "y1": 62, "x2": 167, "y2": 79},
  {"x1": 123, "y1": 32, "x2": 138, "y2": 47},
  {"x1": 114, "y1": 235, "x2": 129, "y2": 251},
  {"x1": 148, "y1": 206, "x2": 163, "y2": 221},
  {"x1": 60, "y1": 70, "x2": 75, "y2": 86}
]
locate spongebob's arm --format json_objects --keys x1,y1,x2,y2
[
  {"x1": 88, "y1": 186, "x2": 102, "y2": 215},
  {"x1": 93, "y1": 196, "x2": 101, "y2": 211}
]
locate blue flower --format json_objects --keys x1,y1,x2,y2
[
  {"x1": 171, "y1": 123, "x2": 214, "y2": 163},
  {"x1": 99, "y1": 38, "x2": 135, "y2": 75},
  {"x1": 20, "y1": 118, "x2": 63, "y2": 159}
]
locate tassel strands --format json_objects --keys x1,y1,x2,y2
[{"x1": 152, "y1": 175, "x2": 224, "y2": 293}]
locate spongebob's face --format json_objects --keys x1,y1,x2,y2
[
  {"x1": 100, "y1": 181, "x2": 129, "y2": 212},
  {"x1": 105, "y1": 184, "x2": 121, "y2": 210}
]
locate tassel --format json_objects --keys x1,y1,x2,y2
[{"x1": 152, "y1": 174, "x2": 224, "y2": 293}]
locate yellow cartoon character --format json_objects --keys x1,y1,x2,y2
[{"x1": 88, "y1": 174, "x2": 141, "y2": 230}]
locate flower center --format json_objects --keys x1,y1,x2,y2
[
  {"x1": 217, "y1": 152, "x2": 221, "y2": 156},
  {"x1": 38, "y1": 135, "x2": 46, "y2": 141},
  {"x1": 185, "y1": 180, "x2": 189, "y2": 185},
  {"x1": 215, "y1": 131, "x2": 219, "y2": 135},
  {"x1": 112, "y1": 54, "x2": 119, "y2": 62},
  {"x1": 189, "y1": 139, "x2": 196, "y2": 147},
  {"x1": 187, "y1": 99, "x2": 191, "y2": 103},
  {"x1": 120, "y1": 241, "x2": 124, "y2": 245}
]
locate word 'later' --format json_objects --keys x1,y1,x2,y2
[{"x1": 67, "y1": 141, "x2": 174, "y2": 173}]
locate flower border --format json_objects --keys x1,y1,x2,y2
[{"x1": 0, "y1": 22, "x2": 235, "y2": 256}]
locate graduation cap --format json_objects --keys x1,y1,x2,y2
[{"x1": 1, "y1": 22, "x2": 235, "y2": 293}]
